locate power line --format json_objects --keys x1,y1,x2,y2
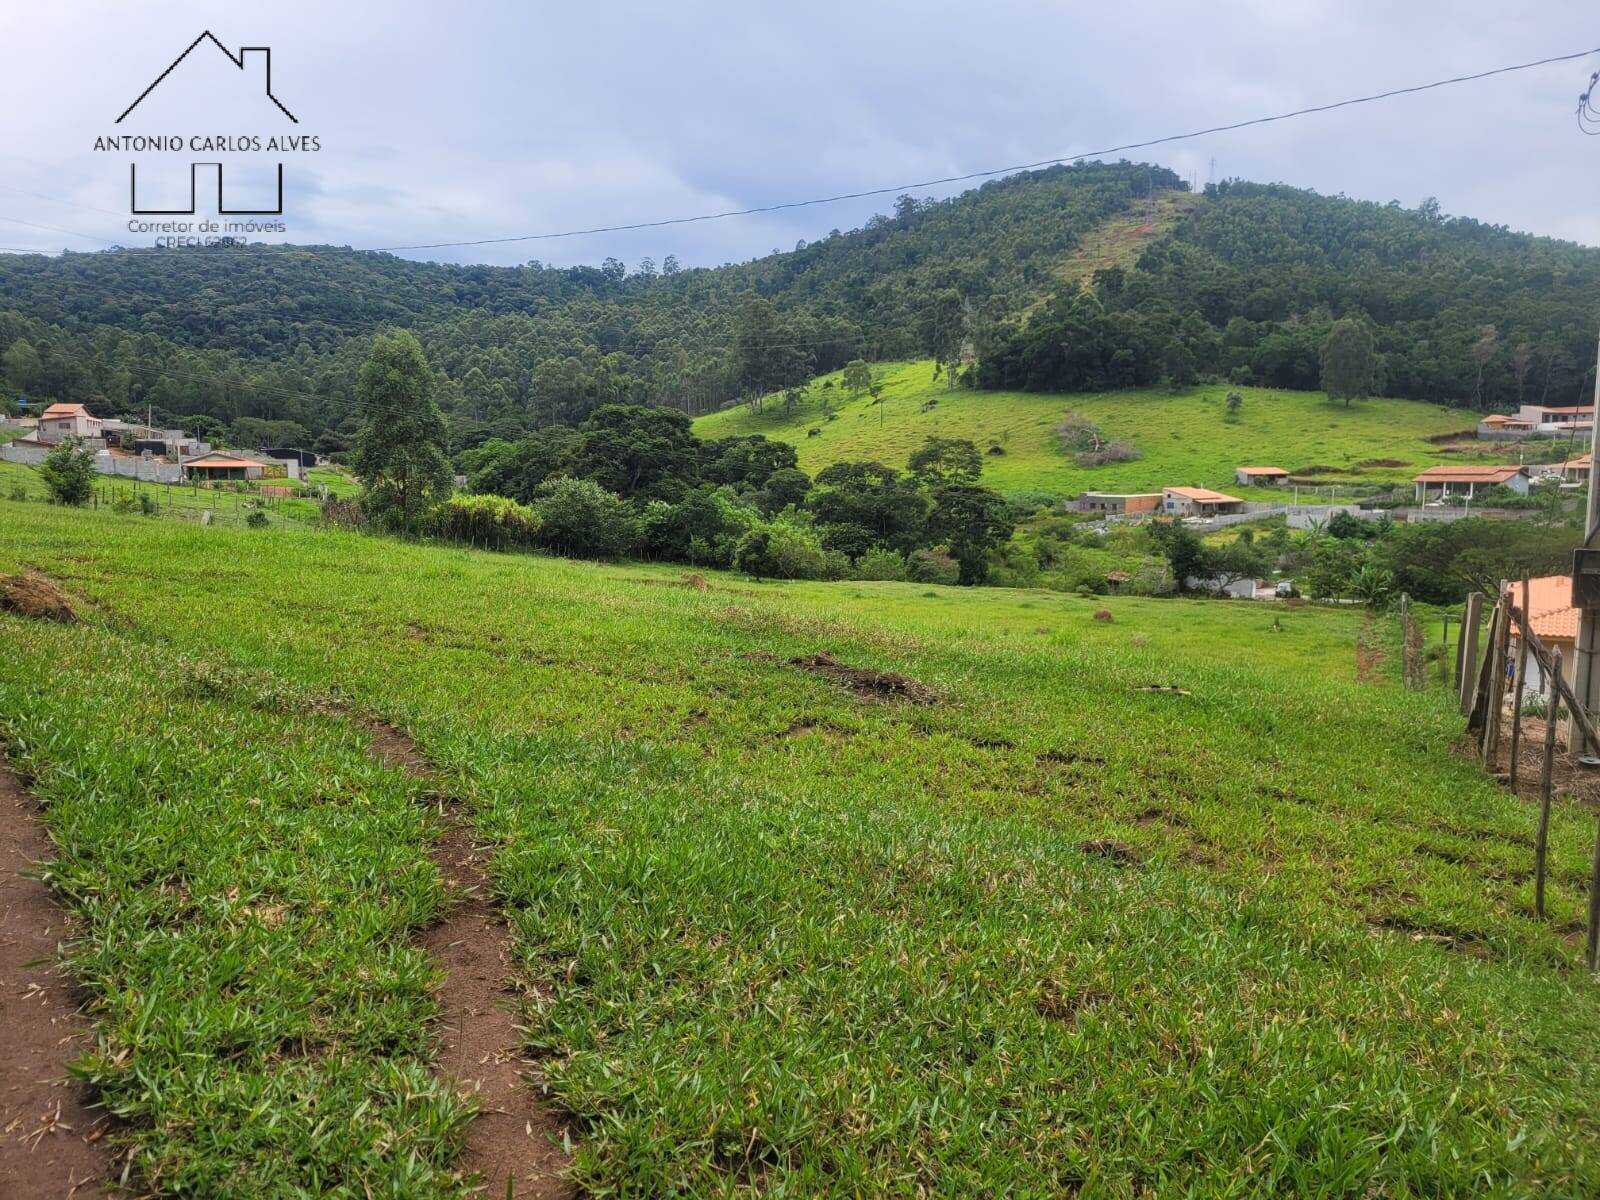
[
  {"x1": 367, "y1": 44, "x2": 1600, "y2": 254},
  {"x1": 1, "y1": 44, "x2": 1595, "y2": 259}
]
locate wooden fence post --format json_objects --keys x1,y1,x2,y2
[
  {"x1": 1459, "y1": 592, "x2": 1484, "y2": 715},
  {"x1": 1484, "y1": 586, "x2": 1512, "y2": 764},
  {"x1": 1587, "y1": 812, "x2": 1600, "y2": 970},
  {"x1": 1537, "y1": 647, "x2": 1562, "y2": 920},
  {"x1": 1510, "y1": 573, "x2": 1532, "y2": 790}
]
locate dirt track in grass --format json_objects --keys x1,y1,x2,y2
[
  {"x1": 0, "y1": 758, "x2": 113, "y2": 1198},
  {"x1": 365, "y1": 723, "x2": 574, "y2": 1200}
]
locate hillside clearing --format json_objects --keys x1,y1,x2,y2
[
  {"x1": 694, "y1": 362, "x2": 1481, "y2": 496},
  {"x1": 3, "y1": 502, "x2": 1600, "y2": 1194}
]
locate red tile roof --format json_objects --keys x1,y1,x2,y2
[
  {"x1": 1511, "y1": 576, "x2": 1579, "y2": 642},
  {"x1": 1237, "y1": 466, "x2": 1288, "y2": 475},
  {"x1": 1165, "y1": 486, "x2": 1243, "y2": 503},
  {"x1": 40, "y1": 403, "x2": 90, "y2": 419},
  {"x1": 1412, "y1": 465, "x2": 1525, "y2": 484}
]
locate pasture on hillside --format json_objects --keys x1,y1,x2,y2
[
  {"x1": 693, "y1": 362, "x2": 1483, "y2": 496},
  {"x1": 3, "y1": 500, "x2": 1600, "y2": 1195}
]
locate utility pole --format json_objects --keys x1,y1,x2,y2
[{"x1": 1569, "y1": 326, "x2": 1600, "y2": 760}]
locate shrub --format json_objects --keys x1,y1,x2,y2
[
  {"x1": 532, "y1": 476, "x2": 640, "y2": 559},
  {"x1": 39, "y1": 437, "x2": 95, "y2": 506},
  {"x1": 438, "y1": 493, "x2": 541, "y2": 550},
  {"x1": 907, "y1": 547, "x2": 961, "y2": 586},
  {"x1": 7, "y1": 484, "x2": 26, "y2": 502},
  {"x1": 734, "y1": 515, "x2": 831, "y2": 580},
  {"x1": 245, "y1": 509, "x2": 269, "y2": 528},
  {"x1": 139, "y1": 493, "x2": 157, "y2": 515},
  {"x1": 854, "y1": 547, "x2": 908, "y2": 581}
]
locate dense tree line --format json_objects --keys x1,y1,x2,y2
[
  {"x1": 981, "y1": 181, "x2": 1600, "y2": 407},
  {"x1": 0, "y1": 162, "x2": 1158, "y2": 448},
  {"x1": 7, "y1": 167, "x2": 1596, "y2": 468}
]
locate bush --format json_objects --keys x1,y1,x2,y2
[
  {"x1": 245, "y1": 509, "x2": 269, "y2": 528},
  {"x1": 734, "y1": 515, "x2": 832, "y2": 580},
  {"x1": 532, "y1": 476, "x2": 640, "y2": 559},
  {"x1": 39, "y1": 437, "x2": 95, "y2": 506},
  {"x1": 438, "y1": 493, "x2": 541, "y2": 550},
  {"x1": 853, "y1": 547, "x2": 907, "y2": 581},
  {"x1": 907, "y1": 547, "x2": 961, "y2": 585},
  {"x1": 641, "y1": 487, "x2": 754, "y2": 567},
  {"x1": 7, "y1": 484, "x2": 27, "y2": 502}
]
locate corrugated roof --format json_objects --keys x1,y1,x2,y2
[
  {"x1": 1512, "y1": 576, "x2": 1579, "y2": 642},
  {"x1": 1237, "y1": 466, "x2": 1287, "y2": 474},
  {"x1": 1412, "y1": 465, "x2": 1525, "y2": 483},
  {"x1": 1165, "y1": 486, "x2": 1243, "y2": 503}
]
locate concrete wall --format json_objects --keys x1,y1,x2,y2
[
  {"x1": 95, "y1": 455, "x2": 184, "y2": 483},
  {"x1": 0, "y1": 441, "x2": 48, "y2": 466}
]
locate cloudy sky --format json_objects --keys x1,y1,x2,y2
[{"x1": 2, "y1": 1, "x2": 1596, "y2": 268}]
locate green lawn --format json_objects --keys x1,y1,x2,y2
[
  {"x1": 693, "y1": 362, "x2": 1483, "y2": 497},
  {"x1": 3, "y1": 503, "x2": 1600, "y2": 1195},
  {"x1": 0, "y1": 459, "x2": 321, "y2": 524}
]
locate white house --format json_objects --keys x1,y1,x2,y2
[{"x1": 1411, "y1": 465, "x2": 1530, "y2": 503}]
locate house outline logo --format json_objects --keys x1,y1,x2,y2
[
  {"x1": 118, "y1": 31, "x2": 297, "y2": 125},
  {"x1": 116, "y1": 31, "x2": 299, "y2": 217}
]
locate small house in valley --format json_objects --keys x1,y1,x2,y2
[
  {"x1": 1411, "y1": 465, "x2": 1529, "y2": 503},
  {"x1": 1162, "y1": 486, "x2": 1244, "y2": 517},
  {"x1": 181, "y1": 452, "x2": 267, "y2": 481},
  {"x1": 1234, "y1": 466, "x2": 1288, "y2": 487}
]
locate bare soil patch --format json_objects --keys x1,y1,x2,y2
[
  {"x1": 365, "y1": 724, "x2": 573, "y2": 1200},
  {"x1": 1483, "y1": 718, "x2": 1600, "y2": 807},
  {"x1": 788, "y1": 652, "x2": 938, "y2": 703},
  {"x1": 0, "y1": 574, "x2": 76, "y2": 624},
  {"x1": 1355, "y1": 618, "x2": 1387, "y2": 684},
  {"x1": 1078, "y1": 839, "x2": 1140, "y2": 866},
  {"x1": 0, "y1": 758, "x2": 114, "y2": 1198}
]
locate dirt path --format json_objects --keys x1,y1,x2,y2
[
  {"x1": 0, "y1": 759, "x2": 114, "y2": 1198},
  {"x1": 1355, "y1": 617, "x2": 1388, "y2": 684},
  {"x1": 366, "y1": 725, "x2": 573, "y2": 1200}
]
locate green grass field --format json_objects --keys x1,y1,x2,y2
[
  {"x1": 3, "y1": 502, "x2": 1600, "y2": 1195},
  {"x1": 693, "y1": 362, "x2": 1484, "y2": 497},
  {"x1": 0, "y1": 459, "x2": 321, "y2": 524}
]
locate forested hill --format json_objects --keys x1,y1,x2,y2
[
  {"x1": 981, "y1": 182, "x2": 1600, "y2": 407},
  {"x1": 0, "y1": 163, "x2": 1596, "y2": 456}
]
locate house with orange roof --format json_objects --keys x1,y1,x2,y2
[
  {"x1": 1508, "y1": 576, "x2": 1579, "y2": 705},
  {"x1": 1162, "y1": 486, "x2": 1244, "y2": 517},
  {"x1": 37, "y1": 402, "x2": 103, "y2": 443},
  {"x1": 1234, "y1": 466, "x2": 1288, "y2": 487},
  {"x1": 1411, "y1": 464, "x2": 1529, "y2": 504}
]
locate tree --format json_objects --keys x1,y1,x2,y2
[
  {"x1": 926, "y1": 483, "x2": 1014, "y2": 585},
  {"x1": 809, "y1": 461, "x2": 930, "y2": 554},
  {"x1": 1148, "y1": 521, "x2": 1208, "y2": 593},
  {"x1": 531, "y1": 476, "x2": 640, "y2": 558},
  {"x1": 1225, "y1": 390, "x2": 1243, "y2": 417},
  {"x1": 841, "y1": 359, "x2": 872, "y2": 399},
  {"x1": 350, "y1": 330, "x2": 452, "y2": 534},
  {"x1": 920, "y1": 290, "x2": 969, "y2": 391},
  {"x1": 733, "y1": 292, "x2": 811, "y2": 409},
  {"x1": 1320, "y1": 320, "x2": 1375, "y2": 407},
  {"x1": 1470, "y1": 325, "x2": 1501, "y2": 410},
  {"x1": 908, "y1": 437, "x2": 983, "y2": 487},
  {"x1": 39, "y1": 437, "x2": 95, "y2": 506},
  {"x1": 3, "y1": 339, "x2": 41, "y2": 392}
]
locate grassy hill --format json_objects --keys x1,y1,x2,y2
[
  {"x1": 4, "y1": 500, "x2": 1600, "y2": 1194},
  {"x1": 695, "y1": 361, "x2": 1481, "y2": 496}
]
